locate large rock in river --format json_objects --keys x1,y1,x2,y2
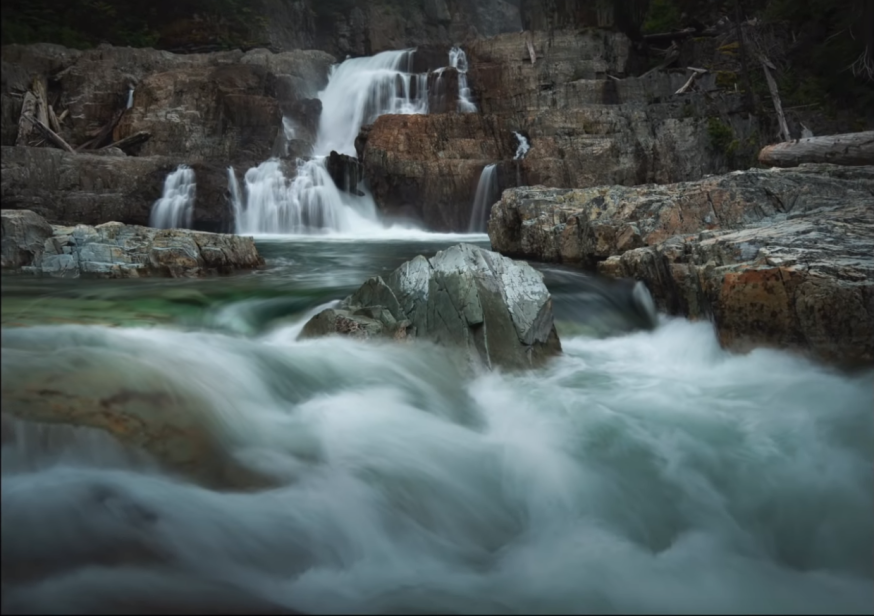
[
  {"x1": 300, "y1": 243, "x2": 562, "y2": 370},
  {"x1": 1, "y1": 209, "x2": 263, "y2": 278},
  {"x1": 488, "y1": 164, "x2": 874, "y2": 366}
]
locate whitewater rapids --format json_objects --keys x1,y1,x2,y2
[{"x1": 2, "y1": 314, "x2": 872, "y2": 614}]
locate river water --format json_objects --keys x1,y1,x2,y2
[{"x1": 2, "y1": 237, "x2": 872, "y2": 615}]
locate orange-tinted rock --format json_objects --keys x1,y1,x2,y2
[{"x1": 490, "y1": 164, "x2": 874, "y2": 365}]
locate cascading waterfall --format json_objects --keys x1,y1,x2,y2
[
  {"x1": 468, "y1": 163, "x2": 499, "y2": 232},
  {"x1": 450, "y1": 46, "x2": 477, "y2": 113},
  {"x1": 150, "y1": 165, "x2": 195, "y2": 229},
  {"x1": 235, "y1": 50, "x2": 431, "y2": 236},
  {"x1": 126, "y1": 87, "x2": 134, "y2": 109},
  {"x1": 513, "y1": 131, "x2": 530, "y2": 160}
]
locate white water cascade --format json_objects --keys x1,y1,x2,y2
[
  {"x1": 450, "y1": 46, "x2": 477, "y2": 113},
  {"x1": 235, "y1": 50, "x2": 432, "y2": 236},
  {"x1": 150, "y1": 165, "x2": 195, "y2": 229},
  {"x1": 468, "y1": 163, "x2": 499, "y2": 232},
  {"x1": 513, "y1": 131, "x2": 530, "y2": 160}
]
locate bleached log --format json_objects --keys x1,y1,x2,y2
[{"x1": 758, "y1": 131, "x2": 874, "y2": 167}]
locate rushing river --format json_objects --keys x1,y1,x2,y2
[{"x1": 2, "y1": 237, "x2": 872, "y2": 615}]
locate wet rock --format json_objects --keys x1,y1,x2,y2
[
  {"x1": 1, "y1": 210, "x2": 263, "y2": 279},
  {"x1": 300, "y1": 244, "x2": 561, "y2": 371},
  {"x1": 488, "y1": 164, "x2": 874, "y2": 365},
  {"x1": 325, "y1": 151, "x2": 364, "y2": 195}
]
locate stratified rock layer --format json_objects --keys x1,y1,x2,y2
[
  {"x1": 1, "y1": 209, "x2": 263, "y2": 278},
  {"x1": 488, "y1": 164, "x2": 874, "y2": 365},
  {"x1": 300, "y1": 243, "x2": 561, "y2": 370}
]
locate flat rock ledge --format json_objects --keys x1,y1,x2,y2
[
  {"x1": 1, "y1": 209, "x2": 263, "y2": 278},
  {"x1": 488, "y1": 164, "x2": 874, "y2": 366},
  {"x1": 300, "y1": 243, "x2": 562, "y2": 371}
]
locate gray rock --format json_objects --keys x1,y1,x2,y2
[
  {"x1": 0, "y1": 209, "x2": 54, "y2": 269},
  {"x1": 1, "y1": 210, "x2": 264, "y2": 279},
  {"x1": 300, "y1": 243, "x2": 561, "y2": 371},
  {"x1": 488, "y1": 164, "x2": 874, "y2": 366}
]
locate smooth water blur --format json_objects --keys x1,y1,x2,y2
[{"x1": 2, "y1": 238, "x2": 872, "y2": 615}]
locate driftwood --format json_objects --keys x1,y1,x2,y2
[
  {"x1": 100, "y1": 130, "x2": 150, "y2": 152},
  {"x1": 48, "y1": 105, "x2": 61, "y2": 133},
  {"x1": 77, "y1": 108, "x2": 125, "y2": 151},
  {"x1": 640, "y1": 42, "x2": 680, "y2": 78},
  {"x1": 22, "y1": 115, "x2": 76, "y2": 154},
  {"x1": 643, "y1": 27, "x2": 697, "y2": 44},
  {"x1": 15, "y1": 90, "x2": 39, "y2": 145},
  {"x1": 759, "y1": 54, "x2": 791, "y2": 142},
  {"x1": 758, "y1": 131, "x2": 874, "y2": 167},
  {"x1": 675, "y1": 67, "x2": 708, "y2": 94},
  {"x1": 57, "y1": 109, "x2": 69, "y2": 123}
]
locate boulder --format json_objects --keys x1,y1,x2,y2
[
  {"x1": 300, "y1": 243, "x2": 561, "y2": 370},
  {"x1": 488, "y1": 164, "x2": 874, "y2": 365},
  {"x1": 1, "y1": 210, "x2": 264, "y2": 278}
]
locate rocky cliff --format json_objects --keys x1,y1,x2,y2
[
  {"x1": 358, "y1": 28, "x2": 756, "y2": 231},
  {"x1": 488, "y1": 164, "x2": 874, "y2": 365}
]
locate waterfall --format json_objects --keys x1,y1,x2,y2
[
  {"x1": 234, "y1": 159, "x2": 379, "y2": 235},
  {"x1": 150, "y1": 165, "x2": 195, "y2": 229},
  {"x1": 235, "y1": 49, "x2": 431, "y2": 235},
  {"x1": 468, "y1": 164, "x2": 499, "y2": 232},
  {"x1": 315, "y1": 49, "x2": 428, "y2": 157},
  {"x1": 228, "y1": 166, "x2": 244, "y2": 223},
  {"x1": 450, "y1": 47, "x2": 477, "y2": 113},
  {"x1": 126, "y1": 87, "x2": 135, "y2": 109},
  {"x1": 513, "y1": 132, "x2": 530, "y2": 160}
]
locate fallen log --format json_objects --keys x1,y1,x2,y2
[
  {"x1": 14, "y1": 90, "x2": 39, "y2": 145},
  {"x1": 99, "y1": 130, "x2": 150, "y2": 152},
  {"x1": 48, "y1": 105, "x2": 61, "y2": 133},
  {"x1": 675, "y1": 67, "x2": 708, "y2": 94},
  {"x1": 22, "y1": 115, "x2": 76, "y2": 154},
  {"x1": 640, "y1": 42, "x2": 680, "y2": 78},
  {"x1": 758, "y1": 131, "x2": 874, "y2": 167},
  {"x1": 759, "y1": 54, "x2": 791, "y2": 143},
  {"x1": 77, "y1": 108, "x2": 125, "y2": 151},
  {"x1": 643, "y1": 27, "x2": 697, "y2": 43}
]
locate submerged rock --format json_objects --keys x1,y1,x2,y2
[
  {"x1": 488, "y1": 164, "x2": 874, "y2": 365},
  {"x1": 1, "y1": 209, "x2": 263, "y2": 278},
  {"x1": 300, "y1": 243, "x2": 562, "y2": 370}
]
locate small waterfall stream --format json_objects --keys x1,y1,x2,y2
[
  {"x1": 150, "y1": 165, "x2": 196, "y2": 229},
  {"x1": 450, "y1": 46, "x2": 477, "y2": 113},
  {"x1": 468, "y1": 163, "x2": 499, "y2": 232}
]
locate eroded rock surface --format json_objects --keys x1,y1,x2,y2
[
  {"x1": 300, "y1": 243, "x2": 561, "y2": 370},
  {"x1": 1, "y1": 209, "x2": 263, "y2": 278},
  {"x1": 488, "y1": 164, "x2": 874, "y2": 365}
]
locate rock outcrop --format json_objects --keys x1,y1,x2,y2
[
  {"x1": 359, "y1": 28, "x2": 757, "y2": 231},
  {"x1": 1, "y1": 146, "x2": 239, "y2": 232},
  {"x1": 488, "y1": 164, "x2": 874, "y2": 365},
  {"x1": 300, "y1": 243, "x2": 561, "y2": 370},
  {"x1": 1, "y1": 209, "x2": 263, "y2": 278},
  {"x1": 1, "y1": 44, "x2": 335, "y2": 165}
]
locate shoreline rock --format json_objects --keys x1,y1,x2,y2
[
  {"x1": 1, "y1": 209, "x2": 264, "y2": 278},
  {"x1": 488, "y1": 164, "x2": 874, "y2": 366},
  {"x1": 300, "y1": 243, "x2": 562, "y2": 371}
]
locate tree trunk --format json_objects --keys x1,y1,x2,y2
[{"x1": 758, "y1": 131, "x2": 874, "y2": 167}]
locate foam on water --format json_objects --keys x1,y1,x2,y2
[{"x1": 3, "y1": 318, "x2": 872, "y2": 614}]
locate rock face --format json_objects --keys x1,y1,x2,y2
[
  {"x1": 1, "y1": 146, "x2": 237, "y2": 232},
  {"x1": 1, "y1": 44, "x2": 335, "y2": 165},
  {"x1": 300, "y1": 243, "x2": 561, "y2": 370},
  {"x1": 361, "y1": 114, "x2": 516, "y2": 230},
  {"x1": 488, "y1": 164, "x2": 874, "y2": 365},
  {"x1": 1, "y1": 209, "x2": 263, "y2": 278},
  {"x1": 360, "y1": 28, "x2": 757, "y2": 231}
]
